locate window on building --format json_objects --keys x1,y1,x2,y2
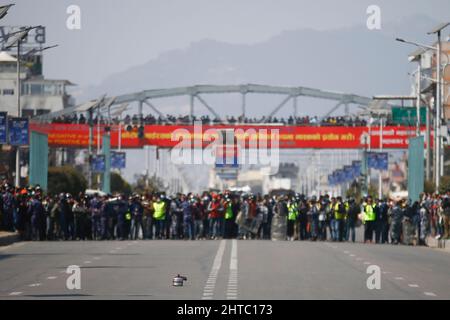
[
  {"x1": 21, "y1": 109, "x2": 34, "y2": 117},
  {"x1": 2, "y1": 89, "x2": 14, "y2": 95},
  {"x1": 36, "y1": 109, "x2": 50, "y2": 115},
  {"x1": 44, "y1": 84, "x2": 56, "y2": 95},
  {"x1": 30, "y1": 84, "x2": 43, "y2": 95}
]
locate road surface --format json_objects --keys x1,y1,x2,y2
[{"x1": 0, "y1": 239, "x2": 449, "y2": 299}]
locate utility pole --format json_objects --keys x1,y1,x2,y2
[{"x1": 15, "y1": 41, "x2": 21, "y2": 187}]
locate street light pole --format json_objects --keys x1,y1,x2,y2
[
  {"x1": 15, "y1": 40, "x2": 21, "y2": 187},
  {"x1": 435, "y1": 31, "x2": 441, "y2": 191},
  {"x1": 416, "y1": 63, "x2": 421, "y2": 137},
  {"x1": 379, "y1": 118, "x2": 383, "y2": 199}
]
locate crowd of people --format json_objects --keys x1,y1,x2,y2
[
  {"x1": 1, "y1": 181, "x2": 450, "y2": 244},
  {"x1": 49, "y1": 113, "x2": 382, "y2": 127}
]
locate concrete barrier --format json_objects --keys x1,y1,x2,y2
[
  {"x1": 271, "y1": 214, "x2": 287, "y2": 241},
  {"x1": 426, "y1": 236, "x2": 450, "y2": 252}
]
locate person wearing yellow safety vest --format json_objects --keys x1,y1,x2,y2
[
  {"x1": 287, "y1": 196, "x2": 298, "y2": 241},
  {"x1": 333, "y1": 196, "x2": 347, "y2": 242},
  {"x1": 362, "y1": 197, "x2": 377, "y2": 243},
  {"x1": 224, "y1": 197, "x2": 236, "y2": 239},
  {"x1": 153, "y1": 194, "x2": 167, "y2": 240}
]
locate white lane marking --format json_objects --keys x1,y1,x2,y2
[
  {"x1": 408, "y1": 284, "x2": 419, "y2": 288},
  {"x1": 115, "y1": 247, "x2": 122, "y2": 250},
  {"x1": 93, "y1": 257, "x2": 101, "y2": 260},
  {"x1": 363, "y1": 262, "x2": 371, "y2": 265},
  {"x1": 47, "y1": 276, "x2": 57, "y2": 280},
  {"x1": 226, "y1": 239, "x2": 238, "y2": 300},
  {"x1": 9, "y1": 292, "x2": 23, "y2": 296},
  {"x1": 349, "y1": 254, "x2": 355, "y2": 257},
  {"x1": 84, "y1": 261, "x2": 91, "y2": 264},
  {"x1": 382, "y1": 271, "x2": 392, "y2": 274},
  {"x1": 201, "y1": 240, "x2": 226, "y2": 300},
  {"x1": 394, "y1": 277, "x2": 404, "y2": 281},
  {"x1": 424, "y1": 292, "x2": 437, "y2": 297},
  {"x1": 29, "y1": 283, "x2": 42, "y2": 287}
]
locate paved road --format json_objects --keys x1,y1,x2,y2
[{"x1": 0, "y1": 239, "x2": 449, "y2": 300}]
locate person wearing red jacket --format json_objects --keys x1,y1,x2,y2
[{"x1": 207, "y1": 194, "x2": 224, "y2": 239}]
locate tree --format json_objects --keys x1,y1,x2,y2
[
  {"x1": 439, "y1": 176, "x2": 450, "y2": 194},
  {"x1": 111, "y1": 172, "x2": 132, "y2": 196},
  {"x1": 48, "y1": 166, "x2": 87, "y2": 196},
  {"x1": 424, "y1": 180, "x2": 435, "y2": 194},
  {"x1": 133, "y1": 174, "x2": 164, "y2": 194}
]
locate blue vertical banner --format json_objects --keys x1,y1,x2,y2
[
  {"x1": 376, "y1": 152, "x2": 388, "y2": 170},
  {"x1": 91, "y1": 155, "x2": 106, "y2": 173},
  {"x1": 367, "y1": 152, "x2": 388, "y2": 170},
  {"x1": 367, "y1": 152, "x2": 377, "y2": 169},
  {"x1": 8, "y1": 118, "x2": 29, "y2": 146},
  {"x1": 328, "y1": 174, "x2": 334, "y2": 186},
  {"x1": 0, "y1": 112, "x2": 7, "y2": 144},
  {"x1": 111, "y1": 151, "x2": 126, "y2": 169},
  {"x1": 352, "y1": 160, "x2": 362, "y2": 177},
  {"x1": 344, "y1": 165, "x2": 354, "y2": 181}
]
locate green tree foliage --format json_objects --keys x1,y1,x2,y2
[
  {"x1": 439, "y1": 176, "x2": 450, "y2": 194},
  {"x1": 424, "y1": 180, "x2": 435, "y2": 194},
  {"x1": 48, "y1": 166, "x2": 87, "y2": 196},
  {"x1": 133, "y1": 174, "x2": 164, "y2": 194},
  {"x1": 111, "y1": 172, "x2": 132, "y2": 196}
]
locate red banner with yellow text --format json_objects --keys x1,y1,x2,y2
[{"x1": 29, "y1": 123, "x2": 430, "y2": 149}]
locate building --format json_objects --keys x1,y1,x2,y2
[
  {"x1": 409, "y1": 39, "x2": 450, "y2": 120},
  {"x1": 0, "y1": 51, "x2": 75, "y2": 117}
]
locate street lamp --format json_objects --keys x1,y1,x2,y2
[
  {"x1": 396, "y1": 24, "x2": 450, "y2": 192},
  {"x1": 22, "y1": 44, "x2": 58, "y2": 59},
  {"x1": 0, "y1": 4, "x2": 14, "y2": 20},
  {"x1": 4, "y1": 25, "x2": 43, "y2": 187},
  {"x1": 428, "y1": 23, "x2": 450, "y2": 191}
]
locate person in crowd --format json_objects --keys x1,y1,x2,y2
[
  {"x1": 2, "y1": 182, "x2": 447, "y2": 245},
  {"x1": 362, "y1": 196, "x2": 377, "y2": 243}
]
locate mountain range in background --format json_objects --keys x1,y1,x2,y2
[
  {"x1": 68, "y1": 14, "x2": 444, "y2": 186},
  {"x1": 71, "y1": 14, "x2": 443, "y2": 118}
]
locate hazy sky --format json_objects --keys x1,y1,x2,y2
[{"x1": 2, "y1": 0, "x2": 450, "y2": 87}]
